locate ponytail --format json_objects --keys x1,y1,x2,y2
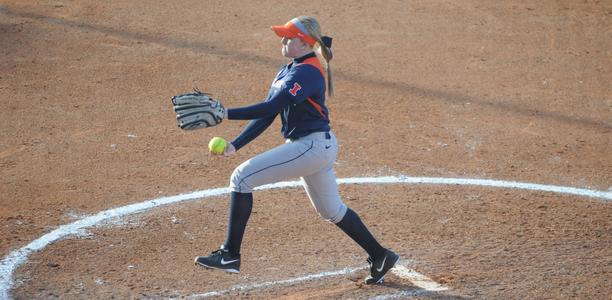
[{"x1": 297, "y1": 16, "x2": 334, "y2": 99}]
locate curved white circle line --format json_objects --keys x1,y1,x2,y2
[{"x1": 1, "y1": 176, "x2": 610, "y2": 299}]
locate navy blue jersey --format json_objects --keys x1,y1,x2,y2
[{"x1": 227, "y1": 52, "x2": 330, "y2": 151}]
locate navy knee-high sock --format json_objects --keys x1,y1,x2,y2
[
  {"x1": 223, "y1": 191, "x2": 253, "y2": 256},
  {"x1": 335, "y1": 208, "x2": 386, "y2": 259}
]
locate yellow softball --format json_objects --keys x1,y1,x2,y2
[{"x1": 208, "y1": 137, "x2": 227, "y2": 155}]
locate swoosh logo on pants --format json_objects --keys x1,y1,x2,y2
[{"x1": 376, "y1": 255, "x2": 387, "y2": 272}]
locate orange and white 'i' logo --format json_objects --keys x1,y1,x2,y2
[{"x1": 289, "y1": 82, "x2": 302, "y2": 96}]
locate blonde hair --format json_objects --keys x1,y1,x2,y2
[{"x1": 297, "y1": 16, "x2": 334, "y2": 99}]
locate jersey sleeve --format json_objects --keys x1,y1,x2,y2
[
  {"x1": 230, "y1": 114, "x2": 276, "y2": 151},
  {"x1": 227, "y1": 64, "x2": 323, "y2": 120},
  {"x1": 280, "y1": 64, "x2": 322, "y2": 105},
  {"x1": 227, "y1": 100, "x2": 283, "y2": 120}
]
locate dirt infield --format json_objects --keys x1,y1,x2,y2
[{"x1": 1, "y1": 0, "x2": 611, "y2": 299}]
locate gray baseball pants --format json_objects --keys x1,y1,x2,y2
[{"x1": 230, "y1": 131, "x2": 348, "y2": 223}]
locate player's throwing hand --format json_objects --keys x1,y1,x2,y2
[{"x1": 208, "y1": 137, "x2": 236, "y2": 156}]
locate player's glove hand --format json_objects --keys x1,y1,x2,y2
[{"x1": 172, "y1": 90, "x2": 225, "y2": 130}]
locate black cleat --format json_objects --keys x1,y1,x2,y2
[
  {"x1": 194, "y1": 246, "x2": 240, "y2": 274},
  {"x1": 364, "y1": 249, "x2": 400, "y2": 284}
]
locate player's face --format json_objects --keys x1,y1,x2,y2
[{"x1": 281, "y1": 37, "x2": 306, "y2": 58}]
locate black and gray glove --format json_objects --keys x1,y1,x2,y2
[{"x1": 171, "y1": 90, "x2": 225, "y2": 130}]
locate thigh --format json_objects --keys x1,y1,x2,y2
[
  {"x1": 301, "y1": 163, "x2": 347, "y2": 223},
  {"x1": 231, "y1": 140, "x2": 329, "y2": 192}
]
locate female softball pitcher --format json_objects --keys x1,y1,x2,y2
[{"x1": 194, "y1": 16, "x2": 399, "y2": 284}]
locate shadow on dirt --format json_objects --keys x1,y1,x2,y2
[{"x1": 1, "y1": 5, "x2": 609, "y2": 131}]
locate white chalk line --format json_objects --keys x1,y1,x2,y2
[
  {"x1": 391, "y1": 265, "x2": 448, "y2": 291},
  {"x1": 187, "y1": 265, "x2": 366, "y2": 299},
  {"x1": 1, "y1": 176, "x2": 610, "y2": 299},
  {"x1": 369, "y1": 289, "x2": 431, "y2": 300},
  {"x1": 188, "y1": 263, "x2": 447, "y2": 299}
]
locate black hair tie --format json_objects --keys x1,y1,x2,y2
[{"x1": 321, "y1": 36, "x2": 332, "y2": 48}]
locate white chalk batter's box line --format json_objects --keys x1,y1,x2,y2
[{"x1": 1, "y1": 176, "x2": 610, "y2": 299}]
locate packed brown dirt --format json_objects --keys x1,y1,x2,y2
[{"x1": 1, "y1": 0, "x2": 610, "y2": 299}]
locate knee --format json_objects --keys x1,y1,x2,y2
[
  {"x1": 230, "y1": 164, "x2": 253, "y2": 193},
  {"x1": 316, "y1": 203, "x2": 348, "y2": 224}
]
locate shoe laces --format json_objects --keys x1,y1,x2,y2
[
  {"x1": 213, "y1": 247, "x2": 240, "y2": 260},
  {"x1": 212, "y1": 248, "x2": 227, "y2": 255}
]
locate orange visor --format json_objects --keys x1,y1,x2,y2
[{"x1": 271, "y1": 18, "x2": 317, "y2": 46}]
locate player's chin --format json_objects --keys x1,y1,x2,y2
[{"x1": 281, "y1": 47, "x2": 291, "y2": 58}]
